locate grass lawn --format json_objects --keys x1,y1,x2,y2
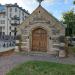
[{"x1": 6, "y1": 61, "x2": 75, "y2": 75}]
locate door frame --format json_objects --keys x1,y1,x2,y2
[
  {"x1": 30, "y1": 26, "x2": 48, "y2": 52},
  {"x1": 32, "y1": 28, "x2": 47, "y2": 52}
]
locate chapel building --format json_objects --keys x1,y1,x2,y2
[{"x1": 17, "y1": 5, "x2": 66, "y2": 57}]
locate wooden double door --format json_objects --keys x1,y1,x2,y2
[{"x1": 32, "y1": 28, "x2": 47, "y2": 52}]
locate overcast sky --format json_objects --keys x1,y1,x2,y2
[{"x1": 0, "y1": 0, "x2": 74, "y2": 20}]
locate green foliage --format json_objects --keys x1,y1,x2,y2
[
  {"x1": 63, "y1": 11, "x2": 74, "y2": 23},
  {"x1": 73, "y1": 0, "x2": 75, "y2": 5},
  {"x1": 63, "y1": 10, "x2": 75, "y2": 36},
  {"x1": 7, "y1": 61, "x2": 75, "y2": 75}
]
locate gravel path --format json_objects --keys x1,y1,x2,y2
[{"x1": 0, "y1": 53, "x2": 75, "y2": 75}]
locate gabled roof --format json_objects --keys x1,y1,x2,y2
[
  {"x1": 33, "y1": 5, "x2": 64, "y2": 26},
  {"x1": 18, "y1": 5, "x2": 64, "y2": 31}
]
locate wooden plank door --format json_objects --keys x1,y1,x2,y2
[{"x1": 32, "y1": 28, "x2": 47, "y2": 52}]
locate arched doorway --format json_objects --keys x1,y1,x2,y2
[{"x1": 32, "y1": 28, "x2": 47, "y2": 52}]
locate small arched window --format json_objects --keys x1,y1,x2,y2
[{"x1": 39, "y1": 11, "x2": 40, "y2": 13}]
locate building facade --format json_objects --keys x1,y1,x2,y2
[
  {"x1": 17, "y1": 5, "x2": 66, "y2": 57},
  {"x1": 0, "y1": 3, "x2": 29, "y2": 36}
]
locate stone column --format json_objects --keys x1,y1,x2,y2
[{"x1": 15, "y1": 40, "x2": 20, "y2": 52}]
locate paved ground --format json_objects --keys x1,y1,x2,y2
[{"x1": 0, "y1": 53, "x2": 75, "y2": 75}]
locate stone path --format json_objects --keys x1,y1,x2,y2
[{"x1": 0, "y1": 53, "x2": 75, "y2": 75}]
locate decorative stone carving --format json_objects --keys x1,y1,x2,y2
[
  {"x1": 29, "y1": 21, "x2": 50, "y2": 25},
  {"x1": 33, "y1": 15, "x2": 45, "y2": 21},
  {"x1": 29, "y1": 14, "x2": 50, "y2": 25}
]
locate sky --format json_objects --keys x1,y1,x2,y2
[{"x1": 0, "y1": 0, "x2": 74, "y2": 20}]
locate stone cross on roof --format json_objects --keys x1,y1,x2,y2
[{"x1": 37, "y1": 0, "x2": 44, "y2": 5}]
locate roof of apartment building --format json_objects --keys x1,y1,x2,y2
[
  {"x1": 6, "y1": 3, "x2": 30, "y2": 15},
  {"x1": 0, "y1": 3, "x2": 30, "y2": 15}
]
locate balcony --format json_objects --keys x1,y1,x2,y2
[
  {"x1": 11, "y1": 29, "x2": 17, "y2": 32},
  {"x1": 10, "y1": 20, "x2": 20, "y2": 26},
  {"x1": 11, "y1": 16, "x2": 20, "y2": 20},
  {"x1": 11, "y1": 23, "x2": 20, "y2": 26}
]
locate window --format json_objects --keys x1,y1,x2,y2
[
  {"x1": 10, "y1": 13, "x2": 11, "y2": 17},
  {"x1": 10, "y1": 8, "x2": 12, "y2": 12},
  {"x1": 22, "y1": 12, "x2": 24, "y2": 16},
  {"x1": 15, "y1": 7, "x2": 17, "y2": 12},
  {"x1": 14, "y1": 32, "x2": 16, "y2": 36},
  {"x1": 3, "y1": 32, "x2": 5, "y2": 35},
  {"x1": 0, "y1": 27, "x2": 2, "y2": 32},
  {"x1": 14, "y1": 20, "x2": 17, "y2": 23},
  {"x1": 3, "y1": 26, "x2": 5, "y2": 30},
  {"x1": 0, "y1": 20, "x2": 5, "y2": 24},
  {"x1": 10, "y1": 32, "x2": 11, "y2": 36},
  {"x1": 9, "y1": 26, "x2": 11, "y2": 30},
  {"x1": 22, "y1": 17, "x2": 24, "y2": 21},
  {"x1": 39, "y1": 11, "x2": 40, "y2": 13},
  {"x1": 3, "y1": 20, "x2": 5, "y2": 24},
  {"x1": 15, "y1": 27, "x2": 16, "y2": 31},
  {"x1": 14, "y1": 15, "x2": 17, "y2": 18},
  {"x1": 25, "y1": 16, "x2": 27, "y2": 18},
  {"x1": 0, "y1": 32, "x2": 2, "y2": 35},
  {"x1": 10, "y1": 20, "x2": 11, "y2": 24}
]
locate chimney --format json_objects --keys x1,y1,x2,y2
[{"x1": 15, "y1": 3, "x2": 17, "y2": 5}]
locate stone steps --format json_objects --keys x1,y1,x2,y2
[{"x1": 17, "y1": 51, "x2": 57, "y2": 57}]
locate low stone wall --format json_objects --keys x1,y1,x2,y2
[{"x1": 0, "y1": 49, "x2": 15, "y2": 56}]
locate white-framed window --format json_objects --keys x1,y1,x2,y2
[
  {"x1": 3, "y1": 26, "x2": 5, "y2": 30},
  {"x1": 15, "y1": 7, "x2": 17, "y2": 12},
  {"x1": 10, "y1": 7, "x2": 12, "y2": 12},
  {"x1": 0, "y1": 20, "x2": 5, "y2": 24},
  {"x1": 0, "y1": 27, "x2": 2, "y2": 32}
]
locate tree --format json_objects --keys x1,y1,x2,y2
[
  {"x1": 63, "y1": 10, "x2": 75, "y2": 36},
  {"x1": 73, "y1": 0, "x2": 75, "y2": 5}
]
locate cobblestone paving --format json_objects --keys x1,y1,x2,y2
[{"x1": 0, "y1": 53, "x2": 75, "y2": 75}]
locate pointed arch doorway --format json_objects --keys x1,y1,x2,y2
[{"x1": 32, "y1": 28, "x2": 47, "y2": 52}]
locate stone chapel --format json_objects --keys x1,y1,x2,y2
[{"x1": 17, "y1": 5, "x2": 66, "y2": 57}]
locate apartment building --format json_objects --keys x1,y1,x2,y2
[{"x1": 0, "y1": 3, "x2": 29, "y2": 36}]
